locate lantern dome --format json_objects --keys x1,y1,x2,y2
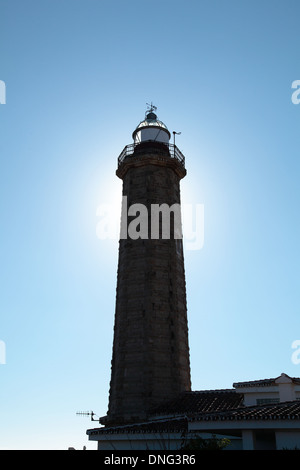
[{"x1": 132, "y1": 109, "x2": 171, "y2": 144}]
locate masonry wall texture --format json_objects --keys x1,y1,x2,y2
[{"x1": 104, "y1": 143, "x2": 191, "y2": 426}]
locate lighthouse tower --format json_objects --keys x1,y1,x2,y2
[{"x1": 102, "y1": 105, "x2": 191, "y2": 426}]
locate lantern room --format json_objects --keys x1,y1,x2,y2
[{"x1": 132, "y1": 105, "x2": 171, "y2": 144}]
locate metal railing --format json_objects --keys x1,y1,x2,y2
[{"x1": 117, "y1": 142, "x2": 185, "y2": 168}]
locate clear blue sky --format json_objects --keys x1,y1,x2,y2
[{"x1": 1, "y1": 0, "x2": 300, "y2": 450}]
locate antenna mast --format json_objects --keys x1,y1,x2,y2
[{"x1": 76, "y1": 411, "x2": 99, "y2": 422}]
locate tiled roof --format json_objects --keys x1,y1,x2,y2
[
  {"x1": 87, "y1": 390, "x2": 245, "y2": 436},
  {"x1": 87, "y1": 395, "x2": 300, "y2": 437},
  {"x1": 87, "y1": 401, "x2": 300, "y2": 436},
  {"x1": 233, "y1": 378, "x2": 277, "y2": 388},
  {"x1": 191, "y1": 400, "x2": 300, "y2": 422},
  {"x1": 149, "y1": 389, "x2": 244, "y2": 416},
  {"x1": 233, "y1": 374, "x2": 300, "y2": 388},
  {"x1": 87, "y1": 417, "x2": 188, "y2": 436}
]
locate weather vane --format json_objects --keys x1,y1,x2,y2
[{"x1": 146, "y1": 102, "x2": 157, "y2": 114}]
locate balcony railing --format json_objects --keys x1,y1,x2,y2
[{"x1": 117, "y1": 142, "x2": 185, "y2": 168}]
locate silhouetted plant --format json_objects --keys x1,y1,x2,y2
[{"x1": 181, "y1": 433, "x2": 230, "y2": 450}]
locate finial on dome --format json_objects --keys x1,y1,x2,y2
[{"x1": 146, "y1": 102, "x2": 157, "y2": 120}]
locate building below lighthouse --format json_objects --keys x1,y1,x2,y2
[{"x1": 87, "y1": 372, "x2": 300, "y2": 450}]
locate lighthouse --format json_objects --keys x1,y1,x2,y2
[{"x1": 102, "y1": 105, "x2": 191, "y2": 426}]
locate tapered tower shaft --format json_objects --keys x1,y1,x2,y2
[{"x1": 103, "y1": 110, "x2": 191, "y2": 426}]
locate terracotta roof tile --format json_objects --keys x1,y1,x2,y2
[
  {"x1": 150, "y1": 390, "x2": 244, "y2": 416},
  {"x1": 87, "y1": 417, "x2": 188, "y2": 436},
  {"x1": 87, "y1": 398, "x2": 300, "y2": 436},
  {"x1": 233, "y1": 374, "x2": 300, "y2": 388},
  {"x1": 192, "y1": 400, "x2": 300, "y2": 422}
]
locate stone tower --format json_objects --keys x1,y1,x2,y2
[{"x1": 102, "y1": 106, "x2": 191, "y2": 426}]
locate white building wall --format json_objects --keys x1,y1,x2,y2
[
  {"x1": 243, "y1": 391, "x2": 279, "y2": 406},
  {"x1": 242, "y1": 430, "x2": 256, "y2": 450}
]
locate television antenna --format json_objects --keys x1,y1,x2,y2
[{"x1": 76, "y1": 410, "x2": 99, "y2": 422}]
